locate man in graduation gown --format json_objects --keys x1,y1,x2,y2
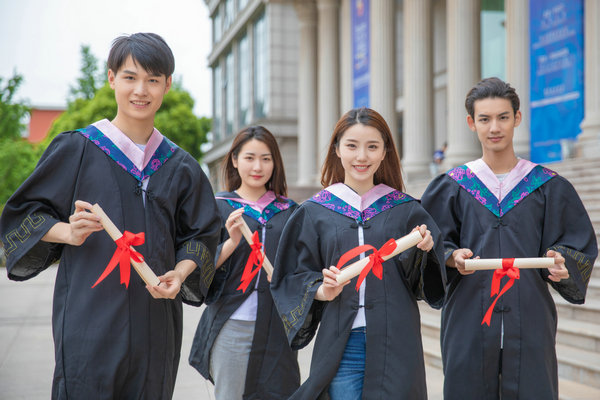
[
  {"x1": 421, "y1": 77, "x2": 597, "y2": 400},
  {"x1": 0, "y1": 33, "x2": 220, "y2": 399}
]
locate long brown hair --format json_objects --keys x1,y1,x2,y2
[
  {"x1": 321, "y1": 107, "x2": 404, "y2": 192},
  {"x1": 222, "y1": 126, "x2": 287, "y2": 197}
]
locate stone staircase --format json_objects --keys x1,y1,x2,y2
[{"x1": 414, "y1": 157, "x2": 600, "y2": 400}]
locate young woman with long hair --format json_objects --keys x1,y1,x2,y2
[
  {"x1": 189, "y1": 126, "x2": 300, "y2": 400},
  {"x1": 270, "y1": 108, "x2": 446, "y2": 399}
]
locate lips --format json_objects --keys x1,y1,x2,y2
[
  {"x1": 353, "y1": 165, "x2": 369, "y2": 172},
  {"x1": 489, "y1": 136, "x2": 503, "y2": 142},
  {"x1": 131, "y1": 101, "x2": 150, "y2": 107}
]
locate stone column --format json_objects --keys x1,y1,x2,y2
[
  {"x1": 317, "y1": 0, "x2": 340, "y2": 167},
  {"x1": 294, "y1": 0, "x2": 319, "y2": 185},
  {"x1": 339, "y1": 0, "x2": 353, "y2": 114},
  {"x1": 576, "y1": 0, "x2": 600, "y2": 157},
  {"x1": 506, "y1": 0, "x2": 530, "y2": 159},
  {"x1": 402, "y1": 0, "x2": 433, "y2": 178},
  {"x1": 444, "y1": 0, "x2": 481, "y2": 168},
  {"x1": 370, "y1": 0, "x2": 397, "y2": 143}
]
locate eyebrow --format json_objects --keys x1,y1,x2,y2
[
  {"x1": 241, "y1": 152, "x2": 272, "y2": 156},
  {"x1": 121, "y1": 69, "x2": 163, "y2": 78},
  {"x1": 477, "y1": 111, "x2": 511, "y2": 118},
  {"x1": 343, "y1": 138, "x2": 382, "y2": 144}
]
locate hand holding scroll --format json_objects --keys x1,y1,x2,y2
[
  {"x1": 545, "y1": 249, "x2": 569, "y2": 282},
  {"x1": 315, "y1": 266, "x2": 349, "y2": 301}
]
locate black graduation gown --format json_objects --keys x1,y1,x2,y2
[
  {"x1": 270, "y1": 185, "x2": 446, "y2": 400},
  {"x1": 189, "y1": 191, "x2": 301, "y2": 400},
  {"x1": 421, "y1": 163, "x2": 597, "y2": 400},
  {"x1": 0, "y1": 128, "x2": 220, "y2": 399}
]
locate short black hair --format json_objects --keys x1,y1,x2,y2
[
  {"x1": 465, "y1": 77, "x2": 520, "y2": 118},
  {"x1": 107, "y1": 33, "x2": 175, "y2": 77}
]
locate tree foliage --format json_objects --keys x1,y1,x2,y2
[
  {"x1": 69, "y1": 45, "x2": 104, "y2": 102},
  {"x1": 0, "y1": 72, "x2": 30, "y2": 140},
  {"x1": 0, "y1": 72, "x2": 40, "y2": 205}
]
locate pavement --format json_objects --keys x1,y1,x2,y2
[{"x1": 0, "y1": 265, "x2": 443, "y2": 399}]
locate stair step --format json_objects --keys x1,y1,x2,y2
[
  {"x1": 556, "y1": 342, "x2": 600, "y2": 388},
  {"x1": 559, "y1": 377, "x2": 600, "y2": 400},
  {"x1": 554, "y1": 296, "x2": 600, "y2": 324}
]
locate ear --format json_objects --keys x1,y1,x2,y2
[
  {"x1": 466, "y1": 114, "x2": 477, "y2": 132},
  {"x1": 232, "y1": 155, "x2": 238, "y2": 169},
  {"x1": 164, "y1": 76, "x2": 172, "y2": 94},
  {"x1": 514, "y1": 110, "x2": 522, "y2": 128},
  {"x1": 334, "y1": 144, "x2": 341, "y2": 159},
  {"x1": 108, "y1": 69, "x2": 116, "y2": 89}
]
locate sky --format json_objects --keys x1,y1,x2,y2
[{"x1": 0, "y1": 0, "x2": 213, "y2": 116}]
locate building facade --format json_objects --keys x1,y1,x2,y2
[{"x1": 203, "y1": 0, "x2": 600, "y2": 194}]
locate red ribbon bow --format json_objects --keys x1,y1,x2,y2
[
  {"x1": 336, "y1": 238, "x2": 397, "y2": 291},
  {"x1": 92, "y1": 231, "x2": 145, "y2": 289},
  {"x1": 481, "y1": 258, "x2": 520, "y2": 326},
  {"x1": 237, "y1": 231, "x2": 265, "y2": 293}
]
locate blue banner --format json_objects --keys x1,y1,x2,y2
[
  {"x1": 529, "y1": 0, "x2": 584, "y2": 163},
  {"x1": 352, "y1": 0, "x2": 369, "y2": 108}
]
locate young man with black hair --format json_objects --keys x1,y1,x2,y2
[
  {"x1": 421, "y1": 77, "x2": 597, "y2": 399},
  {"x1": 0, "y1": 33, "x2": 220, "y2": 399}
]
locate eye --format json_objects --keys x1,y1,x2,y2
[
  {"x1": 369, "y1": 144, "x2": 379, "y2": 150},
  {"x1": 124, "y1": 76, "x2": 134, "y2": 80},
  {"x1": 263, "y1": 157, "x2": 272, "y2": 162},
  {"x1": 346, "y1": 143, "x2": 356, "y2": 149},
  {"x1": 478, "y1": 118, "x2": 488, "y2": 123}
]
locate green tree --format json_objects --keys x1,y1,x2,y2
[
  {"x1": 69, "y1": 45, "x2": 104, "y2": 102},
  {"x1": 0, "y1": 72, "x2": 30, "y2": 139},
  {"x1": 0, "y1": 72, "x2": 42, "y2": 204}
]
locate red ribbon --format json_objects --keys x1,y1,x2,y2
[
  {"x1": 237, "y1": 231, "x2": 265, "y2": 293},
  {"x1": 481, "y1": 258, "x2": 520, "y2": 326},
  {"x1": 92, "y1": 231, "x2": 145, "y2": 289},
  {"x1": 336, "y1": 238, "x2": 397, "y2": 291}
]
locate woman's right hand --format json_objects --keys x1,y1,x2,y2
[
  {"x1": 315, "y1": 266, "x2": 349, "y2": 301},
  {"x1": 224, "y1": 208, "x2": 245, "y2": 246}
]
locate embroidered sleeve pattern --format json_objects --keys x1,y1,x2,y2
[
  {"x1": 281, "y1": 278, "x2": 322, "y2": 335},
  {"x1": 3, "y1": 213, "x2": 47, "y2": 256}
]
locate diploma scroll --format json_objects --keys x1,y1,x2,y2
[
  {"x1": 464, "y1": 257, "x2": 555, "y2": 271},
  {"x1": 335, "y1": 230, "x2": 424, "y2": 284},
  {"x1": 235, "y1": 217, "x2": 274, "y2": 277},
  {"x1": 91, "y1": 204, "x2": 161, "y2": 286}
]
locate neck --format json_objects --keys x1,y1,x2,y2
[
  {"x1": 111, "y1": 115, "x2": 154, "y2": 145},
  {"x1": 343, "y1": 179, "x2": 374, "y2": 196},
  {"x1": 235, "y1": 185, "x2": 267, "y2": 202},
  {"x1": 481, "y1": 151, "x2": 519, "y2": 174}
]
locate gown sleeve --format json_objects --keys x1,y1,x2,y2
[
  {"x1": 540, "y1": 176, "x2": 598, "y2": 303},
  {"x1": 396, "y1": 201, "x2": 447, "y2": 308},
  {"x1": 270, "y1": 205, "x2": 325, "y2": 350},
  {"x1": 0, "y1": 132, "x2": 84, "y2": 280},
  {"x1": 172, "y1": 154, "x2": 221, "y2": 306},
  {"x1": 421, "y1": 175, "x2": 464, "y2": 286}
]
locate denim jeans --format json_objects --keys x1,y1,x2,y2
[{"x1": 329, "y1": 327, "x2": 366, "y2": 400}]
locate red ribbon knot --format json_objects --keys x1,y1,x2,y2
[
  {"x1": 92, "y1": 231, "x2": 145, "y2": 289},
  {"x1": 481, "y1": 258, "x2": 520, "y2": 326},
  {"x1": 237, "y1": 230, "x2": 265, "y2": 293},
  {"x1": 336, "y1": 238, "x2": 397, "y2": 291}
]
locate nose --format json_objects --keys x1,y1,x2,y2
[
  {"x1": 356, "y1": 147, "x2": 367, "y2": 161},
  {"x1": 133, "y1": 80, "x2": 148, "y2": 96},
  {"x1": 252, "y1": 159, "x2": 262, "y2": 171},
  {"x1": 490, "y1": 119, "x2": 500, "y2": 133}
]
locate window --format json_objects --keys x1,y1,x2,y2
[
  {"x1": 481, "y1": 0, "x2": 506, "y2": 79},
  {"x1": 213, "y1": 7, "x2": 222, "y2": 43},
  {"x1": 224, "y1": 0, "x2": 235, "y2": 31},
  {"x1": 225, "y1": 50, "x2": 235, "y2": 136},
  {"x1": 238, "y1": 0, "x2": 249, "y2": 11},
  {"x1": 238, "y1": 34, "x2": 250, "y2": 127},
  {"x1": 213, "y1": 64, "x2": 222, "y2": 141},
  {"x1": 253, "y1": 11, "x2": 268, "y2": 119}
]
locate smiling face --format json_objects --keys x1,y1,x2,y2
[
  {"x1": 108, "y1": 55, "x2": 172, "y2": 131},
  {"x1": 232, "y1": 139, "x2": 274, "y2": 194},
  {"x1": 467, "y1": 97, "x2": 522, "y2": 158},
  {"x1": 335, "y1": 123, "x2": 386, "y2": 195}
]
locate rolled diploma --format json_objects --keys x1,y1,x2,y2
[
  {"x1": 235, "y1": 217, "x2": 274, "y2": 277},
  {"x1": 91, "y1": 204, "x2": 161, "y2": 286},
  {"x1": 464, "y1": 257, "x2": 555, "y2": 271},
  {"x1": 335, "y1": 230, "x2": 424, "y2": 284}
]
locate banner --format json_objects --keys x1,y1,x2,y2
[
  {"x1": 352, "y1": 0, "x2": 369, "y2": 108},
  {"x1": 529, "y1": 0, "x2": 584, "y2": 163}
]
